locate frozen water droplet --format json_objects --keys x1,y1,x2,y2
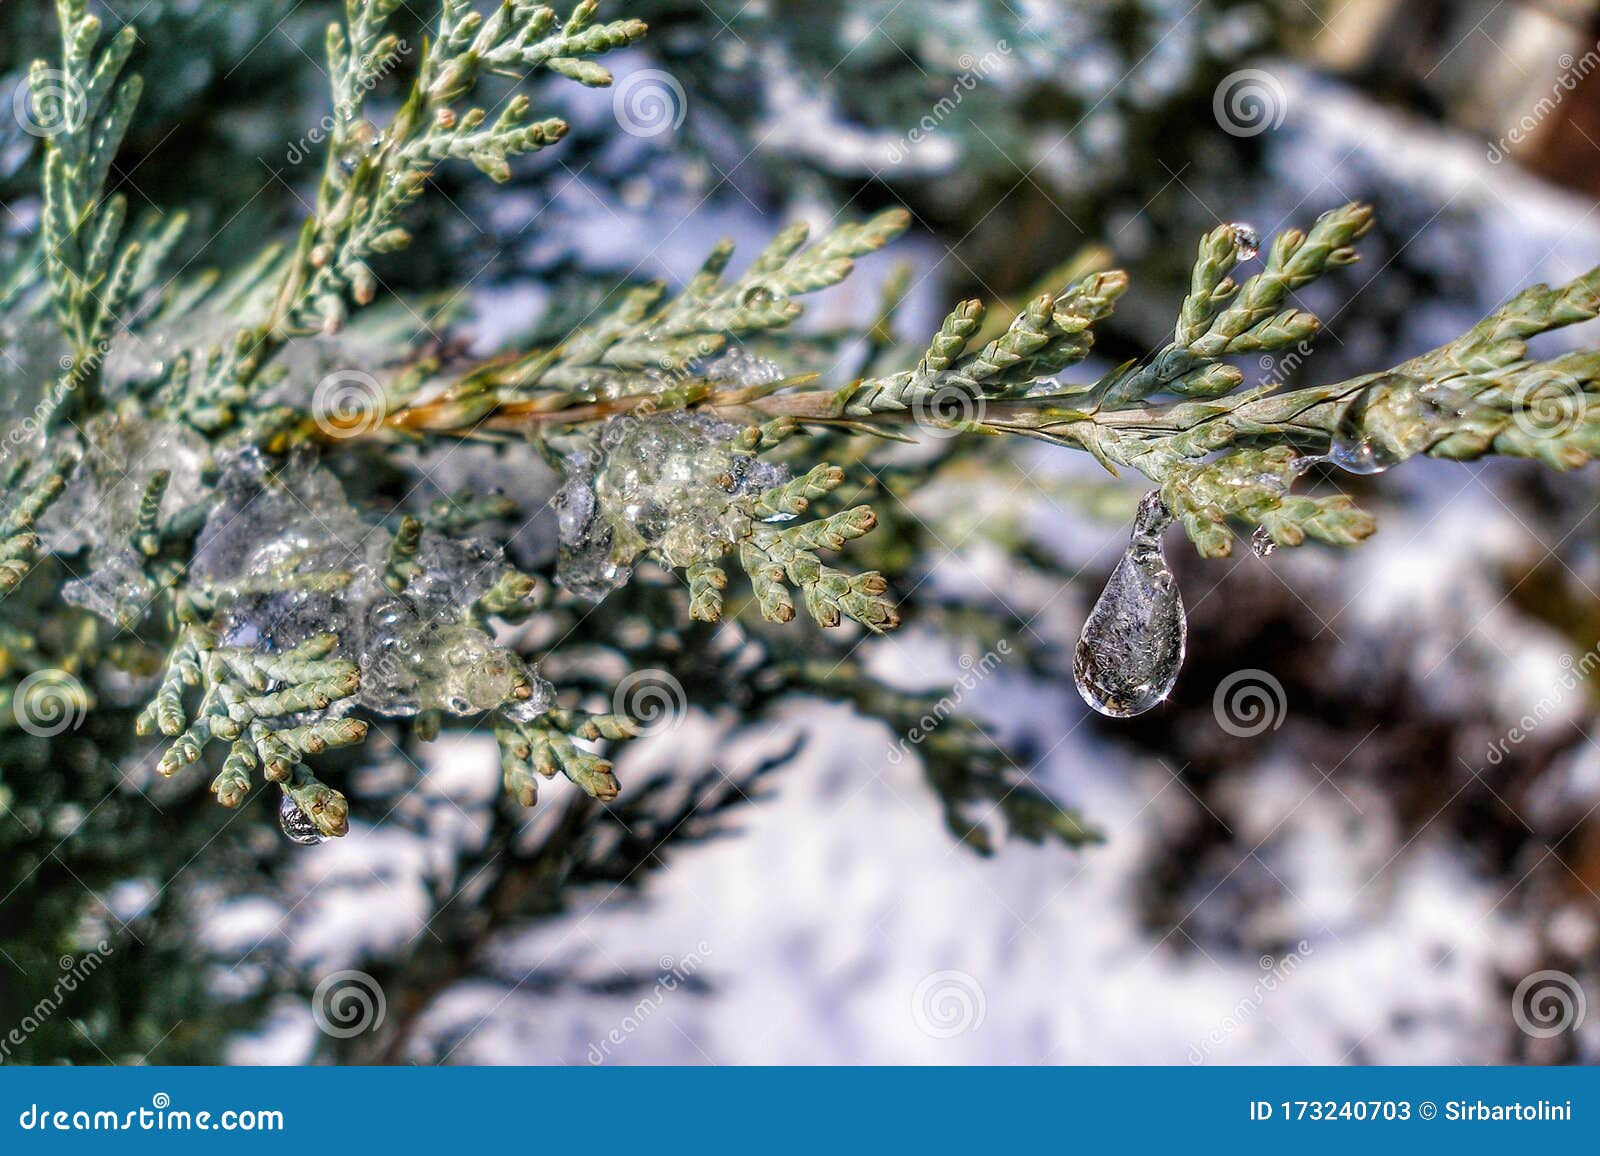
[
  {"x1": 1327, "y1": 374, "x2": 1446, "y2": 475},
  {"x1": 40, "y1": 417, "x2": 209, "y2": 558},
  {"x1": 1329, "y1": 393, "x2": 1402, "y2": 474},
  {"x1": 701, "y1": 347, "x2": 783, "y2": 387},
  {"x1": 336, "y1": 120, "x2": 380, "y2": 172},
  {"x1": 556, "y1": 413, "x2": 789, "y2": 595},
  {"x1": 1251, "y1": 526, "x2": 1276, "y2": 557},
  {"x1": 61, "y1": 549, "x2": 157, "y2": 626},
  {"x1": 278, "y1": 792, "x2": 326, "y2": 845},
  {"x1": 1073, "y1": 491, "x2": 1187, "y2": 718},
  {"x1": 503, "y1": 665, "x2": 556, "y2": 722},
  {"x1": 1228, "y1": 222, "x2": 1260, "y2": 261},
  {"x1": 1288, "y1": 453, "x2": 1326, "y2": 477}
]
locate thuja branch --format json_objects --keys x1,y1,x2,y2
[
  {"x1": 374, "y1": 202, "x2": 1600, "y2": 560},
  {"x1": 16, "y1": 0, "x2": 1600, "y2": 844}
]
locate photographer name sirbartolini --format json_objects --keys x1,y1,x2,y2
[{"x1": 1444, "y1": 1100, "x2": 1573, "y2": 1122}]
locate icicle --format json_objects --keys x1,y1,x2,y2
[
  {"x1": 278, "y1": 791, "x2": 326, "y2": 845},
  {"x1": 1074, "y1": 491, "x2": 1187, "y2": 718}
]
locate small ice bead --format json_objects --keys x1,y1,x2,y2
[
  {"x1": 1073, "y1": 491, "x2": 1187, "y2": 718},
  {"x1": 278, "y1": 792, "x2": 326, "y2": 845},
  {"x1": 1251, "y1": 526, "x2": 1276, "y2": 557},
  {"x1": 503, "y1": 669, "x2": 555, "y2": 722},
  {"x1": 1228, "y1": 221, "x2": 1260, "y2": 261},
  {"x1": 554, "y1": 479, "x2": 599, "y2": 545}
]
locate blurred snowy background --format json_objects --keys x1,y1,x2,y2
[{"x1": 7, "y1": 0, "x2": 1600, "y2": 1065}]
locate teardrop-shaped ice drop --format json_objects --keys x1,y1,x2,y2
[
  {"x1": 1329, "y1": 379, "x2": 1405, "y2": 474},
  {"x1": 1328, "y1": 373, "x2": 1463, "y2": 475},
  {"x1": 1074, "y1": 491, "x2": 1187, "y2": 717},
  {"x1": 278, "y1": 791, "x2": 326, "y2": 845},
  {"x1": 1228, "y1": 221, "x2": 1260, "y2": 261},
  {"x1": 1251, "y1": 526, "x2": 1277, "y2": 557}
]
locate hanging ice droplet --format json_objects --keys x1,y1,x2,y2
[
  {"x1": 1228, "y1": 222, "x2": 1260, "y2": 261},
  {"x1": 1328, "y1": 381, "x2": 1403, "y2": 474},
  {"x1": 1251, "y1": 526, "x2": 1277, "y2": 558},
  {"x1": 278, "y1": 792, "x2": 326, "y2": 846},
  {"x1": 1327, "y1": 373, "x2": 1455, "y2": 475},
  {"x1": 1074, "y1": 491, "x2": 1187, "y2": 718}
]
